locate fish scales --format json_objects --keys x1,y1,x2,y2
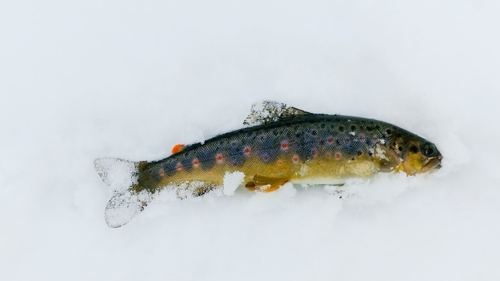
[
  {"x1": 95, "y1": 101, "x2": 442, "y2": 227},
  {"x1": 142, "y1": 115, "x2": 388, "y2": 190}
]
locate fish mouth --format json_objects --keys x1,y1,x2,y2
[{"x1": 421, "y1": 155, "x2": 443, "y2": 173}]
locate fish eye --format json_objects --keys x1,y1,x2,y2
[{"x1": 422, "y1": 144, "x2": 436, "y2": 157}]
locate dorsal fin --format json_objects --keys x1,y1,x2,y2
[{"x1": 243, "y1": 101, "x2": 310, "y2": 126}]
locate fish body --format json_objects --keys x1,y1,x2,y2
[{"x1": 95, "y1": 101, "x2": 442, "y2": 227}]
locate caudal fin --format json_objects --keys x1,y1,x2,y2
[{"x1": 94, "y1": 158, "x2": 153, "y2": 228}]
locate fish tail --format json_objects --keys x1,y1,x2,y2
[{"x1": 94, "y1": 158, "x2": 154, "y2": 228}]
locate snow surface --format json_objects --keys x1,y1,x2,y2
[{"x1": 2, "y1": 1, "x2": 500, "y2": 280}]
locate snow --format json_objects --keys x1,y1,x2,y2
[
  {"x1": 2, "y1": 0, "x2": 500, "y2": 280},
  {"x1": 223, "y1": 171, "x2": 245, "y2": 196}
]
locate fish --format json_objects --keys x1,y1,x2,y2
[{"x1": 95, "y1": 101, "x2": 442, "y2": 227}]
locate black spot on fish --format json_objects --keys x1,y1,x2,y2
[
  {"x1": 339, "y1": 126, "x2": 344, "y2": 132},
  {"x1": 398, "y1": 146, "x2": 403, "y2": 152},
  {"x1": 396, "y1": 133, "x2": 402, "y2": 138},
  {"x1": 386, "y1": 129, "x2": 392, "y2": 135},
  {"x1": 409, "y1": 145, "x2": 419, "y2": 153},
  {"x1": 351, "y1": 125, "x2": 356, "y2": 131}
]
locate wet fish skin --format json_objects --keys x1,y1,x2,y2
[
  {"x1": 137, "y1": 112, "x2": 441, "y2": 193},
  {"x1": 95, "y1": 101, "x2": 442, "y2": 227}
]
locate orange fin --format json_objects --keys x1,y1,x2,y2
[
  {"x1": 245, "y1": 175, "x2": 288, "y2": 192},
  {"x1": 171, "y1": 144, "x2": 186, "y2": 154}
]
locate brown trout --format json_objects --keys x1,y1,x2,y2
[{"x1": 95, "y1": 101, "x2": 442, "y2": 227}]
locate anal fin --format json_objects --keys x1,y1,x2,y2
[{"x1": 245, "y1": 175, "x2": 288, "y2": 192}]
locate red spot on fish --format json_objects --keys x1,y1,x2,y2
[
  {"x1": 293, "y1": 156, "x2": 299, "y2": 163},
  {"x1": 373, "y1": 137, "x2": 378, "y2": 141},
  {"x1": 263, "y1": 155, "x2": 269, "y2": 161},
  {"x1": 159, "y1": 169, "x2": 165, "y2": 176},
  {"x1": 176, "y1": 163, "x2": 182, "y2": 170},
  {"x1": 359, "y1": 135, "x2": 365, "y2": 140},
  {"x1": 281, "y1": 141, "x2": 289, "y2": 150},
  {"x1": 277, "y1": 160, "x2": 283, "y2": 166},
  {"x1": 216, "y1": 154, "x2": 223, "y2": 163},
  {"x1": 244, "y1": 147, "x2": 251, "y2": 155},
  {"x1": 335, "y1": 153, "x2": 342, "y2": 159},
  {"x1": 193, "y1": 159, "x2": 199, "y2": 167},
  {"x1": 311, "y1": 150, "x2": 317, "y2": 156},
  {"x1": 326, "y1": 153, "x2": 331, "y2": 158},
  {"x1": 327, "y1": 137, "x2": 334, "y2": 143},
  {"x1": 345, "y1": 139, "x2": 350, "y2": 144}
]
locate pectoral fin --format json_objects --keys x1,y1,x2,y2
[
  {"x1": 373, "y1": 143, "x2": 401, "y2": 172},
  {"x1": 245, "y1": 175, "x2": 289, "y2": 192}
]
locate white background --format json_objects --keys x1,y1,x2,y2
[{"x1": 1, "y1": 1, "x2": 500, "y2": 280}]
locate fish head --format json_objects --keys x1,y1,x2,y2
[{"x1": 398, "y1": 137, "x2": 442, "y2": 175}]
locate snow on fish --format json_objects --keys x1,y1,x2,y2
[{"x1": 95, "y1": 101, "x2": 442, "y2": 227}]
